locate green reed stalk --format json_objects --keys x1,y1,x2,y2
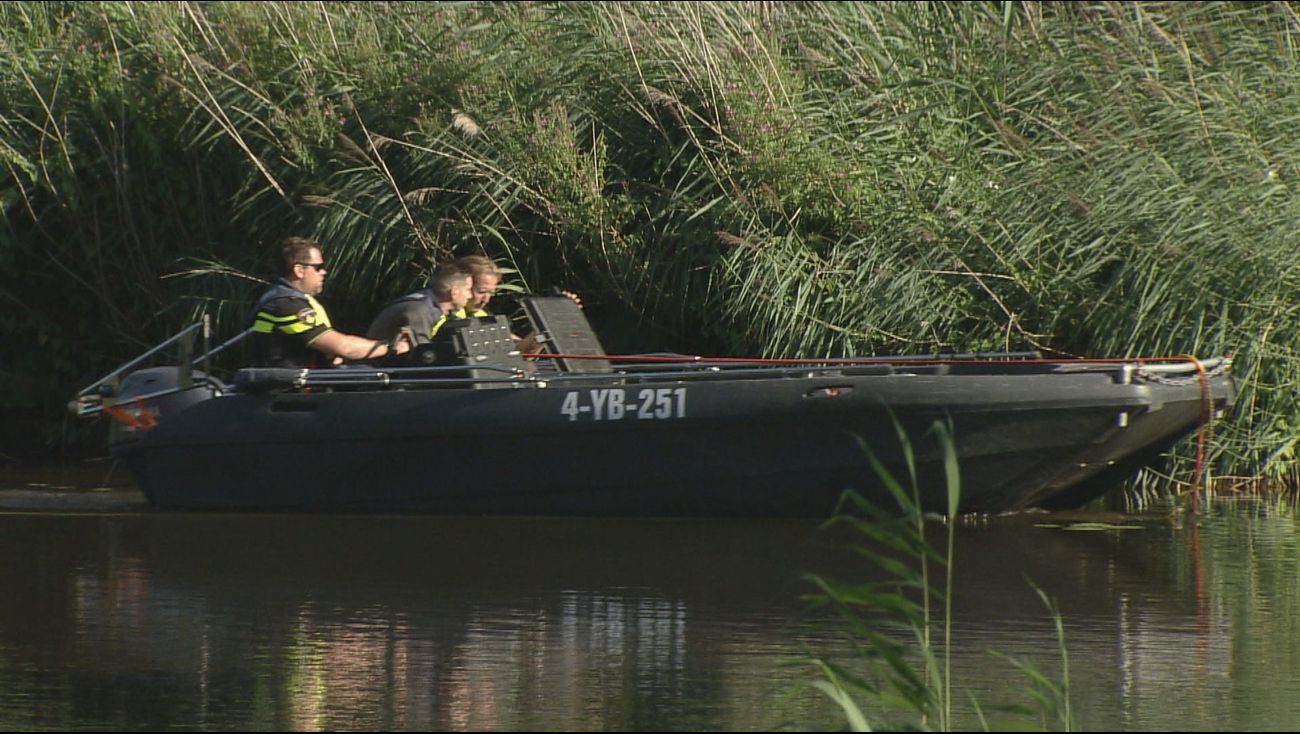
[{"x1": 805, "y1": 419, "x2": 1073, "y2": 730}]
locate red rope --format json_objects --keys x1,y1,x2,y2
[{"x1": 1176, "y1": 354, "x2": 1214, "y2": 516}]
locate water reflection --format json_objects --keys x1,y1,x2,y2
[
  {"x1": 0, "y1": 498, "x2": 1297, "y2": 730},
  {"x1": 1, "y1": 514, "x2": 836, "y2": 731}
]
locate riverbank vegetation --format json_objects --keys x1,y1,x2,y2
[{"x1": 2, "y1": 2, "x2": 1297, "y2": 490}]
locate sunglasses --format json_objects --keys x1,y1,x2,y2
[{"x1": 297, "y1": 262, "x2": 327, "y2": 272}]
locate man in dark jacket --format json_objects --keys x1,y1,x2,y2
[{"x1": 366, "y1": 261, "x2": 474, "y2": 345}]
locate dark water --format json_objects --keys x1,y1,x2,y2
[{"x1": 1, "y1": 468, "x2": 1297, "y2": 731}]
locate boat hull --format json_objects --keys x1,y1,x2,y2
[{"x1": 111, "y1": 363, "x2": 1234, "y2": 516}]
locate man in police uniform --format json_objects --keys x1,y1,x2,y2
[
  {"x1": 248, "y1": 236, "x2": 410, "y2": 368},
  {"x1": 366, "y1": 261, "x2": 474, "y2": 345}
]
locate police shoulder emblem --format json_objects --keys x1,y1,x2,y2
[{"x1": 297, "y1": 307, "x2": 318, "y2": 326}]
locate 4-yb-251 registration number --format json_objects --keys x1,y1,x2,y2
[{"x1": 560, "y1": 387, "x2": 687, "y2": 422}]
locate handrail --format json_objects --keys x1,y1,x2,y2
[
  {"x1": 225, "y1": 354, "x2": 1232, "y2": 392},
  {"x1": 77, "y1": 321, "x2": 207, "y2": 398},
  {"x1": 73, "y1": 316, "x2": 243, "y2": 416},
  {"x1": 1135, "y1": 356, "x2": 1227, "y2": 375},
  {"x1": 194, "y1": 326, "x2": 250, "y2": 368},
  {"x1": 528, "y1": 350, "x2": 1046, "y2": 367}
]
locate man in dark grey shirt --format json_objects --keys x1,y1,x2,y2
[{"x1": 366, "y1": 261, "x2": 474, "y2": 345}]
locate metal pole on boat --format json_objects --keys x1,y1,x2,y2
[
  {"x1": 202, "y1": 313, "x2": 214, "y2": 397},
  {"x1": 192, "y1": 328, "x2": 251, "y2": 367},
  {"x1": 76, "y1": 321, "x2": 206, "y2": 398}
]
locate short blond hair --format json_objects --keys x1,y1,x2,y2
[{"x1": 454, "y1": 254, "x2": 501, "y2": 280}]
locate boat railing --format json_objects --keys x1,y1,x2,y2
[
  {"x1": 1129, "y1": 356, "x2": 1230, "y2": 384},
  {"x1": 76, "y1": 319, "x2": 205, "y2": 400},
  {"x1": 591, "y1": 352, "x2": 1229, "y2": 385},
  {"x1": 233, "y1": 364, "x2": 534, "y2": 392},
  {"x1": 227, "y1": 350, "x2": 1074, "y2": 392},
  {"x1": 1047, "y1": 356, "x2": 1229, "y2": 383},
  {"x1": 234, "y1": 349, "x2": 1235, "y2": 393},
  {"x1": 228, "y1": 361, "x2": 885, "y2": 392},
  {"x1": 71, "y1": 316, "x2": 246, "y2": 417},
  {"x1": 579, "y1": 349, "x2": 1044, "y2": 368}
]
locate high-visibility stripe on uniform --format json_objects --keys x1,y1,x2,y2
[
  {"x1": 305, "y1": 295, "x2": 331, "y2": 327},
  {"x1": 247, "y1": 281, "x2": 334, "y2": 368},
  {"x1": 430, "y1": 314, "x2": 449, "y2": 338},
  {"x1": 253, "y1": 313, "x2": 304, "y2": 333},
  {"x1": 429, "y1": 306, "x2": 474, "y2": 338},
  {"x1": 252, "y1": 294, "x2": 332, "y2": 333}
]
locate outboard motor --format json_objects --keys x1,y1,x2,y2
[{"x1": 102, "y1": 366, "x2": 222, "y2": 448}]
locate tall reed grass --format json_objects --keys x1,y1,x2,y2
[
  {"x1": 805, "y1": 420, "x2": 1072, "y2": 730},
  {"x1": 1, "y1": 1, "x2": 1295, "y2": 486}
]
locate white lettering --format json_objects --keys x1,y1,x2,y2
[
  {"x1": 560, "y1": 387, "x2": 688, "y2": 422},
  {"x1": 636, "y1": 388, "x2": 654, "y2": 419},
  {"x1": 561, "y1": 392, "x2": 580, "y2": 421},
  {"x1": 654, "y1": 388, "x2": 673, "y2": 418},
  {"x1": 590, "y1": 389, "x2": 609, "y2": 421}
]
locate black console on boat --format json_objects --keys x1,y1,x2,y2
[
  {"x1": 520, "y1": 296, "x2": 611, "y2": 373},
  {"x1": 414, "y1": 314, "x2": 535, "y2": 386}
]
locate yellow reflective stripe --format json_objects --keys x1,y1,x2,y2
[
  {"x1": 254, "y1": 310, "x2": 321, "y2": 335},
  {"x1": 253, "y1": 312, "x2": 291, "y2": 334},
  {"x1": 305, "y1": 295, "x2": 332, "y2": 328},
  {"x1": 429, "y1": 314, "x2": 449, "y2": 338}
]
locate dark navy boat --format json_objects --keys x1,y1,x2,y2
[{"x1": 71, "y1": 297, "x2": 1236, "y2": 516}]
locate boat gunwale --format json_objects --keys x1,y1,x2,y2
[{"x1": 74, "y1": 355, "x2": 1232, "y2": 417}]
